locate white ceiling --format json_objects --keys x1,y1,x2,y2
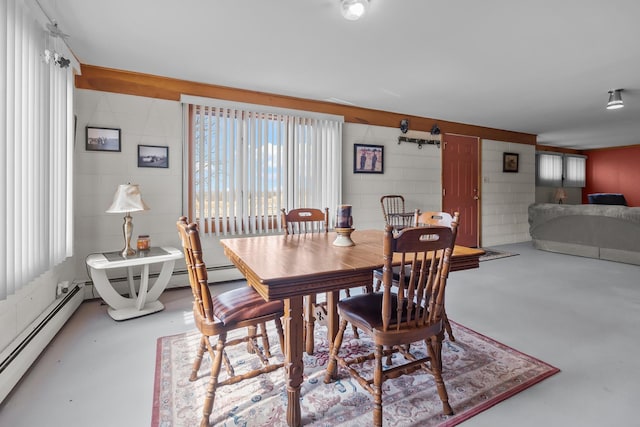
[{"x1": 38, "y1": 0, "x2": 640, "y2": 150}]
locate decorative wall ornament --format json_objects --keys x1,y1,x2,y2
[{"x1": 397, "y1": 135, "x2": 441, "y2": 149}]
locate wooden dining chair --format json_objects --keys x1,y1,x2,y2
[
  {"x1": 176, "y1": 217, "x2": 285, "y2": 427},
  {"x1": 324, "y1": 224, "x2": 458, "y2": 426},
  {"x1": 380, "y1": 194, "x2": 413, "y2": 230},
  {"x1": 373, "y1": 210, "x2": 459, "y2": 341},
  {"x1": 281, "y1": 207, "x2": 357, "y2": 354}
]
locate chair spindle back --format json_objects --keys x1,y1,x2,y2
[{"x1": 381, "y1": 219, "x2": 458, "y2": 332}]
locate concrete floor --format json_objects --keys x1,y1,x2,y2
[{"x1": 0, "y1": 241, "x2": 638, "y2": 426}]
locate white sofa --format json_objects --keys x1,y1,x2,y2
[{"x1": 528, "y1": 203, "x2": 640, "y2": 265}]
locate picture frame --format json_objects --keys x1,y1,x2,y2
[
  {"x1": 354, "y1": 143, "x2": 384, "y2": 174},
  {"x1": 86, "y1": 126, "x2": 121, "y2": 152},
  {"x1": 503, "y1": 152, "x2": 519, "y2": 173},
  {"x1": 138, "y1": 144, "x2": 169, "y2": 168}
]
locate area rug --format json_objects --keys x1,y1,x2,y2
[
  {"x1": 152, "y1": 321, "x2": 558, "y2": 427},
  {"x1": 479, "y1": 248, "x2": 519, "y2": 262}
]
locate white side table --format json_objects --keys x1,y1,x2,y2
[{"x1": 86, "y1": 246, "x2": 183, "y2": 320}]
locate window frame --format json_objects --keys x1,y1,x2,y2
[{"x1": 183, "y1": 97, "x2": 343, "y2": 236}]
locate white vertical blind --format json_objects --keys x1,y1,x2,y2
[
  {"x1": 186, "y1": 101, "x2": 342, "y2": 236},
  {"x1": 1, "y1": 0, "x2": 74, "y2": 300},
  {"x1": 564, "y1": 154, "x2": 587, "y2": 188},
  {"x1": 535, "y1": 152, "x2": 563, "y2": 187}
]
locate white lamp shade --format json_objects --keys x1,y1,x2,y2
[{"x1": 106, "y1": 184, "x2": 150, "y2": 213}]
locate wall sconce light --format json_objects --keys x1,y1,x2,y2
[
  {"x1": 607, "y1": 89, "x2": 624, "y2": 110},
  {"x1": 341, "y1": 0, "x2": 369, "y2": 21},
  {"x1": 400, "y1": 119, "x2": 409, "y2": 133},
  {"x1": 430, "y1": 123, "x2": 441, "y2": 135}
]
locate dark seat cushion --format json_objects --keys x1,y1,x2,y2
[
  {"x1": 212, "y1": 286, "x2": 283, "y2": 325},
  {"x1": 587, "y1": 193, "x2": 627, "y2": 206},
  {"x1": 338, "y1": 292, "x2": 407, "y2": 330}
]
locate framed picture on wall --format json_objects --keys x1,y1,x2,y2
[
  {"x1": 138, "y1": 144, "x2": 169, "y2": 168},
  {"x1": 503, "y1": 152, "x2": 519, "y2": 173},
  {"x1": 86, "y1": 126, "x2": 121, "y2": 152},
  {"x1": 354, "y1": 143, "x2": 384, "y2": 174}
]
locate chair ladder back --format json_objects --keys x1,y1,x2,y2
[
  {"x1": 177, "y1": 218, "x2": 214, "y2": 322},
  {"x1": 281, "y1": 207, "x2": 329, "y2": 235},
  {"x1": 382, "y1": 224, "x2": 455, "y2": 332}
]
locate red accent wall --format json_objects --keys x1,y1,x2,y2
[{"x1": 583, "y1": 145, "x2": 640, "y2": 206}]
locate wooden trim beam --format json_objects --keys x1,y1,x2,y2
[
  {"x1": 76, "y1": 64, "x2": 537, "y2": 145},
  {"x1": 536, "y1": 144, "x2": 585, "y2": 155}
]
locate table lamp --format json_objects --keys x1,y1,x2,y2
[
  {"x1": 554, "y1": 188, "x2": 567, "y2": 204},
  {"x1": 106, "y1": 184, "x2": 150, "y2": 257}
]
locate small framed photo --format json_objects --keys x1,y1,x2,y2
[
  {"x1": 354, "y1": 143, "x2": 384, "y2": 174},
  {"x1": 138, "y1": 145, "x2": 169, "y2": 168},
  {"x1": 503, "y1": 152, "x2": 519, "y2": 173},
  {"x1": 86, "y1": 126, "x2": 121, "y2": 152}
]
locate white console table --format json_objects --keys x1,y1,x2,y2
[{"x1": 86, "y1": 246, "x2": 183, "y2": 320}]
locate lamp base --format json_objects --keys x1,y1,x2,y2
[
  {"x1": 121, "y1": 247, "x2": 136, "y2": 258},
  {"x1": 121, "y1": 213, "x2": 136, "y2": 257},
  {"x1": 333, "y1": 227, "x2": 355, "y2": 247}
]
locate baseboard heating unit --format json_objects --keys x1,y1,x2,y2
[{"x1": 0, "y1": 282, "x2": 84, "y2": 403}]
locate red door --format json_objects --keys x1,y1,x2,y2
[{"x1": 442, "y1": 134, "x2": 479, "y2": 247}]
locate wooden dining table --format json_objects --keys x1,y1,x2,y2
[{"x1": 220, "y1": 228, "x2": 484, "y2": 427}]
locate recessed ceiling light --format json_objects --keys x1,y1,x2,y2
[{"x1": 341, "y1": 0, "x2": 369, "y2": 21}]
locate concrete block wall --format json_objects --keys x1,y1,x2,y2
[
  {"x1": 481, "y1": 140, "x2": 535, "y2": 246},
  {"x1": 342, "y1": 124, "x2": 442, "y2": 230}
]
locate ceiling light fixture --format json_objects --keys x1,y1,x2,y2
[
  {"x1": 607, "y1": 89, "x2": 624, "y2": 110},
  {"x1": 341, "y1": 0, "x2": 369, "y2": 21}
]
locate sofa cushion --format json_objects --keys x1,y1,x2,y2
[{"x1": 587, "y1": 193, "x2": 627, "y2": 206}]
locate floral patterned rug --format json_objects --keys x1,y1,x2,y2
[{"x1": 152, "y1": 321, "x2": 558, "y2": 427}]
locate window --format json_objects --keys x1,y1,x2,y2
[
  {"x1": 183, "y1": 96, "x2": 343, "y2": 236},
  {"x1": 563, "y1": 154, "x2": 586, "y2": 187},
  {"x1": 535, "y1": 152, "x2": 563, "y2": 187},
  {"x1": 535, "y1": 151, "x2": 587, "y2": 188},
  {"x1": 1, "y1": 0, "x2": 75, "y2": 300}
]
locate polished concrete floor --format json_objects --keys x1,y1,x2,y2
[{"x1": 1, "y1": 241, "x2": 639, "y2": 426}]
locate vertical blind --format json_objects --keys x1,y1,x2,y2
[
  {"x1": 563, "y1": 155, "x2": 586, "y2": 187},
  {"x1": 185, "y1": 100, "x2": 342, "y2": 236},
  {"x1": 535, "y1": 152, "x2": 563, "y2": 187},
  {"x1": 1, "y1": 0, "x2": 74, "y2": 300}
]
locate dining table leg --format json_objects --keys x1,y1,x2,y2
[
  {"x1": 325, "y1": 290, "x2": 339, "y2": 379},
  {"x1": 284, "y1": 295, "x2": 304, "y2": 427}
]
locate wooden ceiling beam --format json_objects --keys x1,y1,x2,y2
[{"x1": 76, "y1": 64, "x2": 536, "y2": 146}]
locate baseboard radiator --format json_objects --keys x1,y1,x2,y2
[{"x1": 0, "y1": 282, "x2": 84, "y2": 404}]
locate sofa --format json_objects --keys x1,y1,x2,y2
[{"x1": 528, "y1": 203, "x2": 640, "y2": 265}]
